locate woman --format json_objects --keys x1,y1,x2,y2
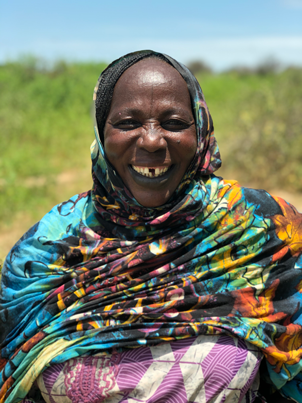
[{"x1": 1, "y1": 50, "x2": 301, "y2": 403}]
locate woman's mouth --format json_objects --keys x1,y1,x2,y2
[
  {"x1": 131, "y1": 165, "x2": 170, "y2": 178},
  {"x1": 128, "y1": 164, "x2": 175, "y2": 187}
]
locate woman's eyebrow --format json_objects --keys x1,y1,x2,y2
[
  {"x1": 160, "y1": 107, "x2": 194, "y2": 120},
  {"x1": 111, "y1": 107, "x2": 142, "y2": 116},
  {"x1": 111, "y1": 107, "x2": 194, "y2": 120}
]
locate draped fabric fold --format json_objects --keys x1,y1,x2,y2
[{"x1": 1, "y1": 50, "x2": 302, "y2": 402}]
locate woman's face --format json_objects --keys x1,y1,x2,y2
[{"x1": 104, "y1": 58, "x2": 197, "y2": 207}]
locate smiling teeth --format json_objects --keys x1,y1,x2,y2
[{"x1": 132, "y1": 166, "x2": 169, "y2": 177}]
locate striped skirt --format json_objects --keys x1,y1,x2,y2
[{"x1": 26, "y1": 334, "x2": 263, "y2": 403}]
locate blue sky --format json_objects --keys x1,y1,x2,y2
[{"x1": 1, "y1": 0, "x2": 302, "y2": 71}]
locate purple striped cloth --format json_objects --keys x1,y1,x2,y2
[{"x1": 26, "y1": 334, "x2": 262, "y2": 403}]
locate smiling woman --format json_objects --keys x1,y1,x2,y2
[
  {"x1": 103, "y1": 58, "x2": 197, "y2": 207},
  {"x1": 0, "y1": 50, "x2": 301, "y2": 403}
]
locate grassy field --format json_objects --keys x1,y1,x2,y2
[{"x1": 1, "y1": 59, "x2": 302, "y2": 265}]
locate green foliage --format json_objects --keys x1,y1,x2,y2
[
  {"x1": 224, "y1": 69, "x2": 302, "y2": 190},
  {"x1": 197, "y1": 69, "x2": 302, "y2": 191},
  {"x1": 0, "y1": 59, "x2": 107, "y2": 226},
  {"x1": 0, "y1": 58, "x2": 301, "y2": 247},
  {"x1": 187, "y1": 60, "x2": 212, "y2": 75}
]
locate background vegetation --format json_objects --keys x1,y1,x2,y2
[{"x1": 1, "y1": 57, "x2": 302, "y2": 266}]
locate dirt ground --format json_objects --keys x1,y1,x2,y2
[{"x1": 0, "y1": 179, "x2": 301, "y2": 263}]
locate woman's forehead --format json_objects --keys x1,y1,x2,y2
[
  {"x1": 115, "y1": 58, "x2": 187, "y2": 90},
  {"x1": 110, "y1": 58, "x2": 192, "y2": 109}
]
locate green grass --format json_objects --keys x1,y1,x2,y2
[
  {"x1": 197, "y1": 68, "x2": 302, "y2": 190},
  {"x1": 0, "y1": 59, "x2": 107, "y2": 225},
  {"x1": 0, "y1": 59, "x2": 302, "y2": 264}
]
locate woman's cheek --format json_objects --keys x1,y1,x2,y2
[{"x1": 105, "y1": 131, "x2": 136, "y2": 159}]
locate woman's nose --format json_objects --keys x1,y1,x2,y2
[{"x1": 137, "y1": 125, "x2": 167, "y2": 152}]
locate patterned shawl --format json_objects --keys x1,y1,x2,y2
[{"x1": 1, "y1": 51, "x2": 302, "y2": 402}]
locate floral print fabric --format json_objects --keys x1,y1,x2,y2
[{"x1": 1, "y1": 51, "x2": 302, "y2": 402}]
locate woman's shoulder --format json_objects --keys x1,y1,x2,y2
[
  {"x1": 20, "y1": 191, "x2": 91, "y2": 244},
  {"x1": 1, "y1": 191, "x2": 92, "y2": 278},
  {"x1": 209, "y1": 175, "x2": 301, "y2": 218}
]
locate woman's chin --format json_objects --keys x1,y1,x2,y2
[
  {"x1": 131, "y1": 190, "x2": 172, "y2": 208},
  {"x1": 125, "y1": 165, "x2": 180, "y2": 207}
]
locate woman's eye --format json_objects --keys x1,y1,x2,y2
[
  {"x1": 162, "y1": 120, "x2": 190, "y2": 131},
  {"x1": 114, "y1": 120, "x2": 140, "y2": 130}
]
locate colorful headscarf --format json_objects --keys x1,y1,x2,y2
[{"x1": 1, "y1": 51, "x2": 302, "y2": 402}]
